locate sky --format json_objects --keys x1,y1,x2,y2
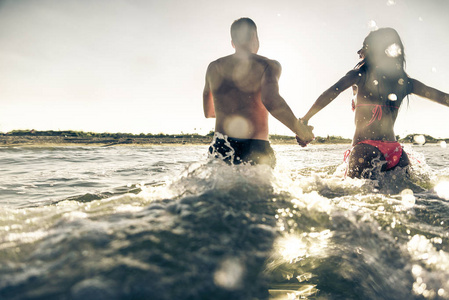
[{"x1": 0, "y1": 0, "x2": 448, "y2": 139}]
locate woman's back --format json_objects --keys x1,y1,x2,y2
[
  {"x1": 351, "y1": 28, "x2": 410, "y2": 144},
  {"x1": 352, "y1": 66, "x2": 412, "y2": 144},
  {"x1": 301, "y1": 27, "x2": 449, "y2": 178}
]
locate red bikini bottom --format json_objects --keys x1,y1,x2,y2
[{"x1": 357, "y1": 140, "x2": 403, "y2": 169}]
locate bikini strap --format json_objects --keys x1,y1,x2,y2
[{"x1": 353, "y1": 103, "x2": 399, "y2": 127}]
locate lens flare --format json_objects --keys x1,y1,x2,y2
[{"x1": 223, "y1": 115, "x2": 253, "y2": 139}]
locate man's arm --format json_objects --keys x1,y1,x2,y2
[
  {"x1": 203, "y1": 63, "x2": 216, "y2": 118},
  {"x1": 302, "y1": 70, "x2": 359, "y2": 123},
  {"x1": 410, "y1": 78, "x2": 449, "y2": 107},
  {"x1": 261, "y1": 60, "x2": 313, "y2": 142}
]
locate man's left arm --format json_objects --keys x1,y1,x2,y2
[{"x1": 203, "y1": 63, "x2": 216, "y2": 118}]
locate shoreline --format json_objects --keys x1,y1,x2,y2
[
  {"x1": 2, "y1": 133, "x2": 445, "y2": 147},
  {"x1": 0, "y1": 136, "x2": 212, "y2": 147},
  {"x1": 0, "y1": 135, "x2": 352, "y2": 147}
]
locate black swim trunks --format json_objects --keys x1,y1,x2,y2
[{"x1": 208, "y1": 135, "x2": 276, "y2": 168}]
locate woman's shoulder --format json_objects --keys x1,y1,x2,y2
[
  {"x1": 346, "y1": 69, "x2": 364, "y2": 80},
  {"x1": 333, "y1": 69, "x2": 363, "y2": 89}
]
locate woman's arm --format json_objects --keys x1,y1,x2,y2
[
  {"x1": 409, "y1": 78, "x2": 449, "y2": 107},
  {"x1": 302, "y1": 70, "x2": 360, "y2": 123}
]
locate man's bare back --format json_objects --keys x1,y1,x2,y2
[
  {"x1": 205, "y1": 53, "x2": 279, "y2": 140},
  {"x1": 203, "y1": 18, "x2": 313, "y2": 166}
]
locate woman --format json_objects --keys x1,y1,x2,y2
[{"x1": 300, "y1": 28, "x2": 449, "y2": 179}]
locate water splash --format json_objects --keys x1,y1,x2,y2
[
  {"x1": 435, "y1": 181, "x2": 449, "y2": 200},
  {"x1": 1, "y1": 146, "x2": 448, "y2": 299}
]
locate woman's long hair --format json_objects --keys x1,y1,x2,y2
[{"x1": 355, "y1": 28, "x2": 410, "y2": 110}]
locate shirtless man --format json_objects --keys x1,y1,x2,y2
[{"x1": 203, "y1": 17, "x2": 314, "y2": 167}]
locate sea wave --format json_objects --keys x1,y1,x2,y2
[{"x1": 0, "y1": 146, "x2": 448, "y2": 299}]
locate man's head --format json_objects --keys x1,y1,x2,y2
[{"x1": 230, "y1": 17, "x2": 259, "y2": 53}]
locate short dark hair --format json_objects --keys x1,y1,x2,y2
[{"x1": 230, "y1": 18, "x2": 257, "y2": 47}]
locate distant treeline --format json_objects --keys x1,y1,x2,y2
[
  {"x1": 398, "y1": 134, "x2": 449, "y2": 144},
  {"x1": 0, "y1": 130, "x2": 214, "y2": 139},
  {"x1": 1, "y1": 130, "x2": 448, "y2": 144}
]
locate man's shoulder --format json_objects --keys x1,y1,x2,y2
[
  {"x1": 211, "y1": 54, "x2": 233, "y2": 64},
  {"x1": 206, "y1": 56, "x2": 231, "y2": 74},
  {"x1": 252, "y1": 54, "x2": 279, "y2": 64},
  {"x1": 248, "y1": 55, "x2": 281, "y2": 74}
]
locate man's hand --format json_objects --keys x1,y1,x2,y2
[
  {"x1": 294, "y1": 119, "x2": 314, "y2": 147},
  {"x1": 295, "y1": 119, "x2": 314, "y2": 147},
  {"x1": 296, "y1": 135, "x2": 309, "y2": 147}
]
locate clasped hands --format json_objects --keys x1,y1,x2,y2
[{"x1": 295, "y1": 118, "x2": 314, "y2": 147}]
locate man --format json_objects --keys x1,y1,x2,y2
[{"x1": 203, "y1": 17, "x2": 314, "y2": 167}]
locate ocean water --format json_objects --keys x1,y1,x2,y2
[{"x1": 1, "y1": 144, "x2": 449, "y2": 300}]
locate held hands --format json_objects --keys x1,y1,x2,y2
[{"x1": 295, "y1": 118, "x2": 314, "y2": 147}]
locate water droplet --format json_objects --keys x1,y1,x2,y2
[
  {"x1": 386, "y1": 0, "x2": 396, "y2": 6},
  {"x1": 296, "y1": 272, "x2": 313, "y2": 282},
  {"x1": 439, "y1": 141, "x2": 447, "y2": 148},
  {"x1": 401, "y1": 189, "x2": 415, "y2": 208},
  {"x1": 385, "y1": 43, "x2": 402, "y2": 58},
  {"x1": 398, "y1": 78, "x2": 404, "y2": 85},
  {"x1": 413, "y1": 135, "x2": 426, "y2": 145},
  {"x1": 358, "y1": 73, "x2": 362, "y2": 77},
  {"x1": 388, "y1": 93, "x2": 397, "y2": 101},
  {"x1": 431, "y1": 67, "x2": 437, "y2": 73},
  {"x1": 373, "y1": 80, "x2": 379, "y2": 85},
  {"x1": 368, "y1": 20, "x2": 378, "y2": 31},
  {"x1": 214, "y1": 258, "x2": 244, "y2": 290}
]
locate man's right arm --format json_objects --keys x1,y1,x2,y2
[
  {"x1": 203, "y1": 63, "x2": 216, "y2": 118},
  {"x1": 261, "y1": 60, "x2": 313, "y2": 142}
]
